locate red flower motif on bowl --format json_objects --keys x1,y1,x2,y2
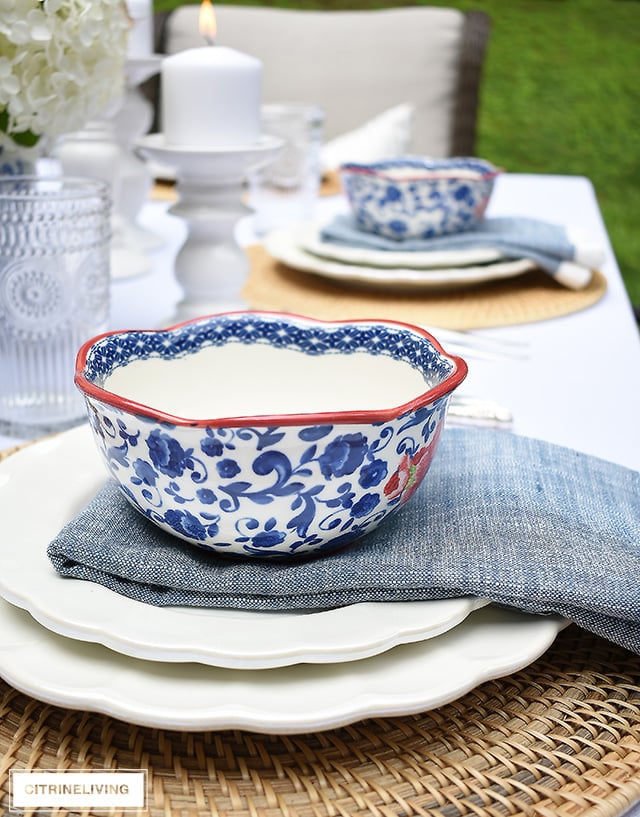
[{"x1": 384, "y1": 427, "x2": 442, "y2": 504}]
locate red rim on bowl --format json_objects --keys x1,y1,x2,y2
[
  {"x1": 75, "y1": 311, "x2": 468, "y2": 429},
  {"x1": 340, "y1": 160, "x2": 503, "y2": 184}
]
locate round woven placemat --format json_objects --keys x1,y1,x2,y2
[
  {"x1": 1, "y1": 625, "x2": 639, "y2": 817},
  {"x1": 242, "y1": 245, "x2": 607, "y2": 331}
]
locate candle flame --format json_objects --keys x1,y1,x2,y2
[{"x1": 199, "y1": 0, "x2": 217, "y2": 45}]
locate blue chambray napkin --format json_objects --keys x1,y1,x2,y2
[
  {"x1": 320, "y1": 215, "x2": 604, "y2": 290},
  {"x1": 47, "y1": 428, "x2": 640, "y2": 655}
]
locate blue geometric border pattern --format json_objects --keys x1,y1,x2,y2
[{"x1": 82, "y1": 313, "x2": 454, "y2": 387}]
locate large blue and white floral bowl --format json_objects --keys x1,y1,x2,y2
[
  {"x1": 340, "y1": 157, "x2": 501, "y2": 240},
  {"x1": 75, "y1": 311, "x2": 467, "y2": 560}
]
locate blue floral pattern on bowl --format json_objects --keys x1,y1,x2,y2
[
  {"x1": 76, "y1": 312, "x2": 467, "y2": 560},
  {"x1": 340, "y1": 157, "x2": 501, "y2": 241}
]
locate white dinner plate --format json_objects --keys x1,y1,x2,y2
[
  {"x1": 265, "y1": 226, "x2": 537, "y2": 291},
  {"x1": 297, "y1": 222, "x2": 505, "y2": 269},
  {"x1": 0, "y1": 598, "x2": 566, "y2": 733},
  {"x1": 0, "y1": 425, "x2": 488, "y2": 669}
]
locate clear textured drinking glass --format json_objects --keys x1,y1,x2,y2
[
  {"x1": 248, "y1": 103, "x2": 324, "y2": 236},
  {"x1": 0, "y1": 176, "x2": 111, "y2": 437}
]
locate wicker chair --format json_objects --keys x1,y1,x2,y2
[{"x1": 146, "y1": 5, "x2": 490, "y2": 159}]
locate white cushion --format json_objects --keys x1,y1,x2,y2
[
  {"x1": 163, "y1": 5, "x2": 466, "y2": 158},
  {"x1": 320, "y1": 103, "x2": 414, "y2": 171}
]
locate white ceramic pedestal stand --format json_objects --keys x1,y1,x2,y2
[
  {"x1": 113, "y1": 56, "x2": 164, "y2": 253},
  {"x1": 137, "y1": 133, "x2": 283, "y2": 323}
]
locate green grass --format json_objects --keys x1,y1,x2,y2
[{"x1": 155, "y1": 0, "x2": 640, "y2": 304}]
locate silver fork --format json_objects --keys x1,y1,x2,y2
[{"x1": 423, "y1": 326, "x2": 529, "y2": 362}]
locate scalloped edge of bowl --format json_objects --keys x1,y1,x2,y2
[{"x1": 75, "y1": 310, "x2": 468, "y2": 429}]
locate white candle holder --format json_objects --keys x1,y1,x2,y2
[{"x1": 137, "y1": 133, "x2": 283, "y2": 322}]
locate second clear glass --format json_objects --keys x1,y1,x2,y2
[{"x1": 249, "y1": 103, "x2": 324, "y2": 237}]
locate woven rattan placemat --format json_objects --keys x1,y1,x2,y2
[
  {"x1": 1, "y1": 625, "x2": 639, "y2": 817},
  {"x1": 242, "y1": 245, "x2": 608, "y2": 331},
  {"x1": 151, "y1": 176, "x2": 606, "y2": 330}
]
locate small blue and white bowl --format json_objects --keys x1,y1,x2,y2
[
  {"x1": 340, "y1": 157, "x2": 501, "y2": 240},
  {"x1": 75, "y1": 311, "x2": 467, "y2": 560}
]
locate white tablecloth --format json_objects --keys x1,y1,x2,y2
[
  {"x1": 116, "y1": 173, "x2": 640, "y2": 472},
  {"x1": 2, "y1": 173, "x2": 640, "y2": 473}
]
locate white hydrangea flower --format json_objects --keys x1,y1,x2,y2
[{"x1": 0, "y1": 0, "x2": 129, "y2": 148}]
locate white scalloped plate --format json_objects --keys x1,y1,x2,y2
[
  {"x1": 0, "y1": 598, "x2": 566, "y2": 733},
  {"x1": 265, "y1": 225, "x2": 537, "y2": 290},
  {"x1": 0, "y1": 425, "x2": 488, "y2": 669},
  {"x1": 296, "y1": 222, "x2": 505, "y2": 269}
]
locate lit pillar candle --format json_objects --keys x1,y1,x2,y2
[
  {"x1": 161, "y1": 46, "x2": 262, "y2": 148},
  {"x1": 161, "y1": 0, "x2": 261, "y2": 147},
  {"x1": 126, "y1": 0, "x2": 153, "y2": 57}
]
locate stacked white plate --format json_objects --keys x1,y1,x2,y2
[
  {"x1": 264, "y1": 221, "x2": 537, "y2": 292},
  {"x1": 0, "y1": 425, "x2": 566, "y2": 734}
]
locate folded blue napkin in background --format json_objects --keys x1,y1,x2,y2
[
  {"x1": 47, "y1": 427, "x2": 640, "y2": 655},
  {"x1": 320, "y1": 215, "x2": 604, "y2": 290}
]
